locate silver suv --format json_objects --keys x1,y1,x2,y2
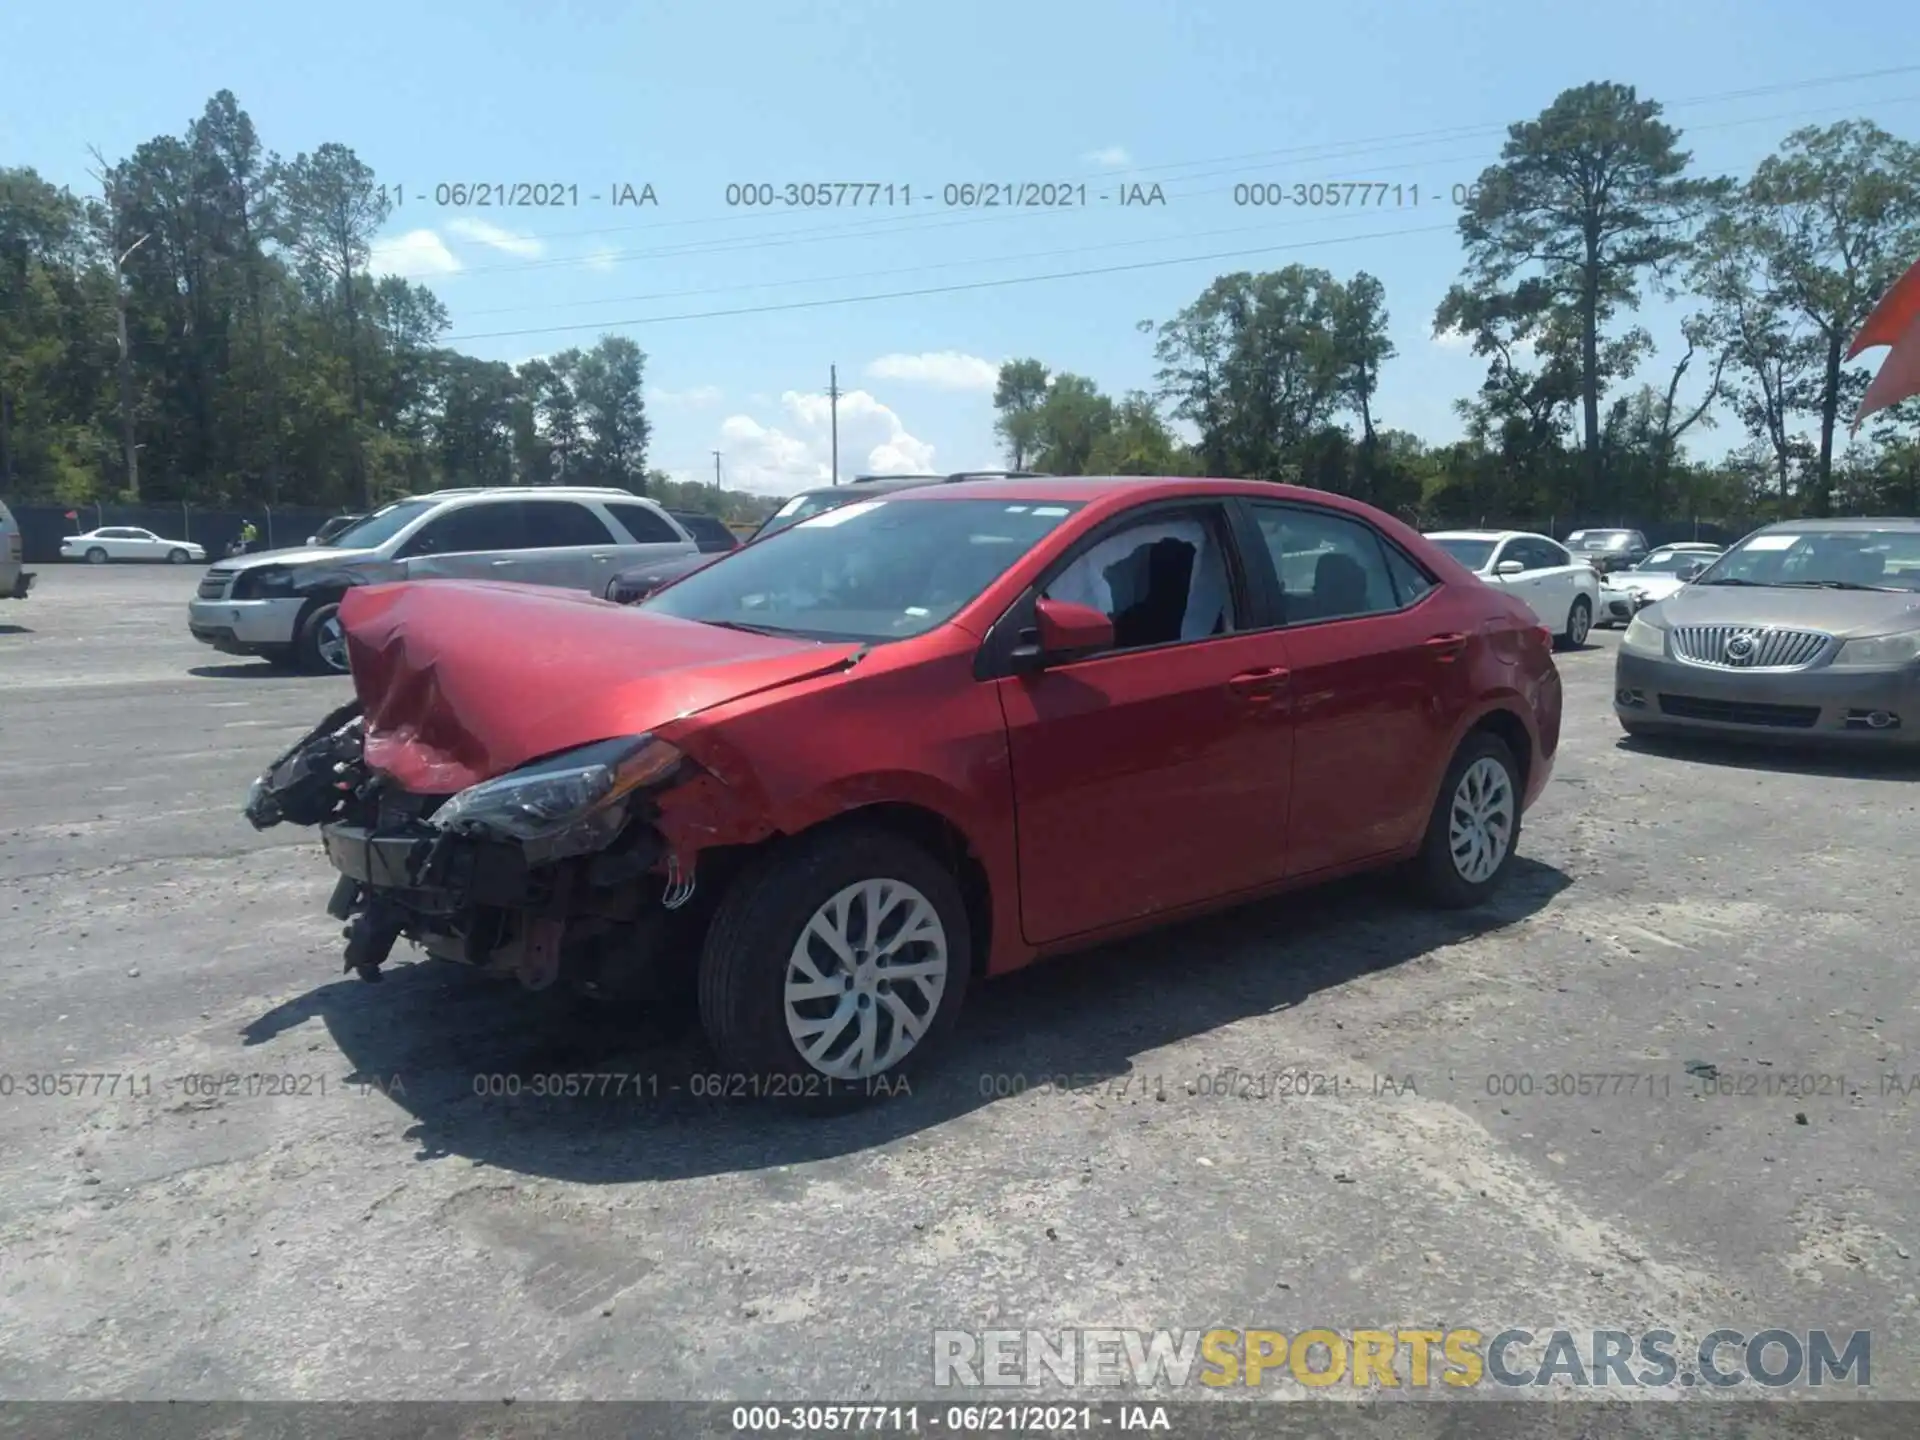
[{"x1": 188, "y1": 487, "x2": 697, "y2": 673}]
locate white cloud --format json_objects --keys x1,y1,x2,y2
[
  {"x1": 583, "y1": 243, "x2": 622, "y2": 272},
  {"x1": 865, "y1": 350, "x2": 998, "y2": 391},
  {"x1": 710, "y1": 390, "x2": 936, "y2": 494},
  {"x1": 447, "y1": 217, "x2": 545, "y2": 258},
  {"x1": 1433, "y1": 327, "x2": 1536, "y2": 358},
  {"x1": 649, "y1": 384, "x2": 724, "y2": 407},
  {"x1": 1084, "y1": 145, "x2": 1132, "y2": 168},
  {"x1": 370, "y1": 229, "x2": 461, "y2": 277}
]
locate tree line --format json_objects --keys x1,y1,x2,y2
[
  {"x1": 3, "y1": 85, "x2": 1919, "y2": 529},
  {"x1": 994, "y1": 85, "x2": 1920, "y2": 528}
]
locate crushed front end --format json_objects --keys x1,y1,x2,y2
[{"x1": 245, "y1": 703, "x2": 703, "y2": 995}]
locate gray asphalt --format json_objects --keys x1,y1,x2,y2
[{"x1": 1, "y1": 564, "x2": 1915, "y2": 1411}]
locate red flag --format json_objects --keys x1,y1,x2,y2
[
  {"x1": 64, "y1": 510, "x2": 77, "y2": 519},
  {"x1": 1849, "y1": 253, "x2": 1920, "y2": 432}
]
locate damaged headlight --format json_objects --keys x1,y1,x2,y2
[{"x1": 428, "y1": 734, "x2": 687, "y2": 859}]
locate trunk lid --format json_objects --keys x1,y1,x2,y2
[{"x1": 339, "y1": 580, "x2": 862, "y2": 793}]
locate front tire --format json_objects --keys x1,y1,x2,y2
[
  {"x1": 1412, "y1": 731, "x2": 1523, "y2": 908},
  {"x1": 1557, "y1": 595, "x2": 1592, "y2": 651},
  {"x1": 295, "y1": 601, "x2": 350, "y2": 675},
  {"x1": 697, "y1": 825, "x2": 971, "y2": 1107},
  {"x1": 85, "y1": 547, "x2": 107, "y2": 565}
]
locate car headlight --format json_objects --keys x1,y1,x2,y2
[
  {"x1": 429, "y1": 734, "x2": 688, "y2": 859},
  {"x1": 233, "y1": 565, "x2": 300, "y2": 599},
  {"x1": 1833, "y1": 629, "x2": 1920, "y2": 669},
  {"x1": 1622, "y1": 612, "x2": 1666, "y2": 656}
]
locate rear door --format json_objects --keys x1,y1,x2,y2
[
  {"x1": 991, "y1": 498, "x2": 1295, "y2": 944},
  {"x1": 1239, "y1": 500, "x2": 1457, "y2": 877},
  {"x1": 513, "y1": 497, "x2": 623, "y2": 590}
]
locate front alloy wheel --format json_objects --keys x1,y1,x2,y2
[
  {"x1": 699, "y1": 825, "x2": 971, "y2": 1105},
  {"x1": 784, "y1": 879, "x2": 949, "y2": 1080},
  {"x1": 296, "y1": 601, "x2": 351, "y2": 675}
]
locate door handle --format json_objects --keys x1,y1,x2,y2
[
  {"x1": 1228, "y1": 666, "x2": 1290, "y2": 698},
  {"x1": 590, "y1": 553, "x2": 613, "y2": 561},
  {"x1": 1424, "y1": 632, "x2": 1470, "y2": 660},
  {"x1": 490, "y1": 558, "x2": 515, "y2": 567}
]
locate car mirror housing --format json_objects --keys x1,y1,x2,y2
[
  {"x1": 1012, "y1": 597, "x2": 1115, "y2": 671},
  {"x1": 1495, "y1": 560, "x2": 1525, "y2": 576}
]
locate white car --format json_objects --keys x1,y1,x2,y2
[
  {"x1": 61, "y1": 527, "x2": 207, "y2": 565},
  {"x1": 1595, "y1": 543, "x2": 1723, "y2": 627},
  {"x1": 1425, "y1": 529, "x2": 1601, "y2": 649}
]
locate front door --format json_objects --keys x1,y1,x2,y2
[
  {"x1": 396, "y1": 500, "x2": 529, "y2": 581},
  {"x1": 995, "y1": 503, "x2": 1294, "y2": 945}
]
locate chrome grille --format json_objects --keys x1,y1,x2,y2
[
  {"x1": 197, "y1": 568, "x2": 235, "y2": 600},
  {"x1": 1670, "y1": 624, "x2": 1830, "y2": 671}
]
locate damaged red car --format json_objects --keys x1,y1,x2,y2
[{"x1": 247, "y1": 477, "x2": 1561, "y2": 1100}]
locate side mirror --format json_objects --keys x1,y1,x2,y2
[
  {"x1": 1494, "y1": 560, "x2": 1525, "y2": 577},
  {"x1": 1012, "y1": 597, "x2": 1114, "y2": 670}
]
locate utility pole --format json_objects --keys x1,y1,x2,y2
[
  {"x1": 828, "y1": 364, "x2": 841, "y2": 485},
  {"x1": 712, "y1": 450, "x2": 722, "y2": 489},
  {"x1": 91, "y1": 150, "x2": 151, "y2": 502}
]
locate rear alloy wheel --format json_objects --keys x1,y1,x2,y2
[
  {"x1": 1558, "y1": 595, "x2": 1592, "y2": 650},
  {"x1": 296, "y1": 601, "x2": 350, "y2": 675},
  {"x1": 698, "y1": 825, "x2": 970, "y2": 1106},
  {"x1": 167, "y1": 548, "x2": 190, "y2": 564},
  {"x1": 1413, "y1": 732, "x2": 1522, "y2": 908},
  {"x1": 85, "y1": 547, "x2": 107, "y2": 564}
]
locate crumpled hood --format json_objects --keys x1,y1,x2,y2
[
  {"x1": 1652, "y1": 584, "x2": 1920, "y2": 637},
  {"x1": 339, "y1": 581, "x2": 863, "y2": 793}
]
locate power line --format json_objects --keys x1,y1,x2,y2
[
  {"x1": 441, "y1": 221, "x2": 1459, "y2": 343},
  {"x1": 378, "y1": 88, "x2": 1920, "y2": 286}
]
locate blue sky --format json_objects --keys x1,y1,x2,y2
[{"x1": 7, "y1": 0, "x2": 1920, "y2": 494}]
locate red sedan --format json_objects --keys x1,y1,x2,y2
[{"x1": 247, "y1": 477, "x2": 1560, "y2": 1101}]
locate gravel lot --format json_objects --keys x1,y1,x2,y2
[{"x1": 2, "y1": 564, "x2": 1917, "y2": 1412}]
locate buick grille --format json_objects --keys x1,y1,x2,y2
[
  {"x1": 197, "y1": 568, "x2": 235, "y2": 600},
  {"x1": 1670, "y1": 624, "x2": 1830, "y2": 671}
]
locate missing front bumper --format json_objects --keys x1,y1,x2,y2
[{"x1": 319, "y1": 822, "x2": 532, "y2": 909}]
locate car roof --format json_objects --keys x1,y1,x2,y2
[
  {"x1": 1751, "y1": 516, "x2": 1920, "y2": 532},
  {"x1": 892, "y1": 475, "x2": 1377, "y2": 505},
  {"x1": 1424, "y1": 529, "x2": 1526, "y2": 541}
]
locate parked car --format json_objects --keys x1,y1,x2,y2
[
  {"x1": 62, "y1": 527, "x2": 206, "y2": 565},
  {"x1": 307, "y1": 514, "x2": 365, "y2": 546},
  {"x1": 667, "y1": 510, "x2": 742, "y2": 555},
  {"x1": 0, "y1": 499, "x2": 31, "y2": 599},
  {"x1": 1596, "y1": 544, "x2": 1724, "y2": 627},
  {"x1": 607, "y1": 473, "x2": 1054, "y2": 603},
  {"x1": 189, "y1": 486, "x2": 698, "y2": 674},
  {"x1": 246, "y1": 475, "x2": 1561, "y2": 1102},
  {"x1": 1564, "y1": 528, "x2": 1650, "y2": 575},
  {"x1": 1615, "y1": 518, "x2": 1920, "y2": 746},
  {"x1": 1424, "y1": 530, "x2": 1600, "y2": 649}
]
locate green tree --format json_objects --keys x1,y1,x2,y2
[
  {"x1": 572, "y1": 336, "x2": 649, "y2": 488},
  {"x1": 1444, "y1": 82, "x2": 1722, "y2": 516},
  {"x1": 1740, "y1": 121, "x2": 1920, "y2": 514},
  {"x1": 1083, "y1": 392, "x2": 1192, "y2": 475},
  {"x1": 992, "y1": 358, "x2": 1050, "y2": 470}
]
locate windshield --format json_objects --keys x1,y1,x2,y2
[
  {"x1": 1569, "y1": 531, "x2": 1634, "y2": 551},
  {"x1": 1634, "y1": 550, "x2": 1720, "y2": 575},
  {"x1": 643, "y1": 497, "x2": 1082, "y2": 641},
  {"x1": 1430, "y1": 537, "x2": 1497, "y2": 571},
  {"x1": 1692, "y1": 529, "x2": 1920, "y2": 591},
  {"x1": 319, "y1": 499, "x2": 436, "y2": 549},
  {"x1": 750, "y1": 489, "x2": 883, "y2": 541}
]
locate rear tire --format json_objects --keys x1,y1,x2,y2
[
  {"x1": 1412, "y1": 731, "x2": 1523, "y2": 909},
  {"x1": 1557, "y1": 596, "x2": 1592, "y2": 651},
  {"x1": 697, "y1": 824, "x2": 971, "y2": 1109},
  {"x1": 295, "y1": 601, "x2": 350, "y2": 675},
  {"x1": 167, "y1": 548, "x2": 189, "y2": 564},
  {"x1": 85, "y1": 547, "x2": 107, "y2": 565}
]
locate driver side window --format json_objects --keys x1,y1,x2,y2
[
  {"x1": 1040, "y1": 508, "x2": 1237, "y2": 652},
  {"x1": 401, "y1": 501, "x2": 525, "y2": 556}
]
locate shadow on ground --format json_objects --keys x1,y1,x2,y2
[
  {"x1": 244, "y1": 856, "x2": 1571, "y2": 1183},
  {"x1": 1618, "y1": 731, "x2": 1920, "y2": 781},
  {"x1": 0, "y1": 623, "x2": 31, "y2": 636}
]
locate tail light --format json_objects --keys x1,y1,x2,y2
[{"x1": 1534, "y1": 624, "x2": 1553, "y2": 648}]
